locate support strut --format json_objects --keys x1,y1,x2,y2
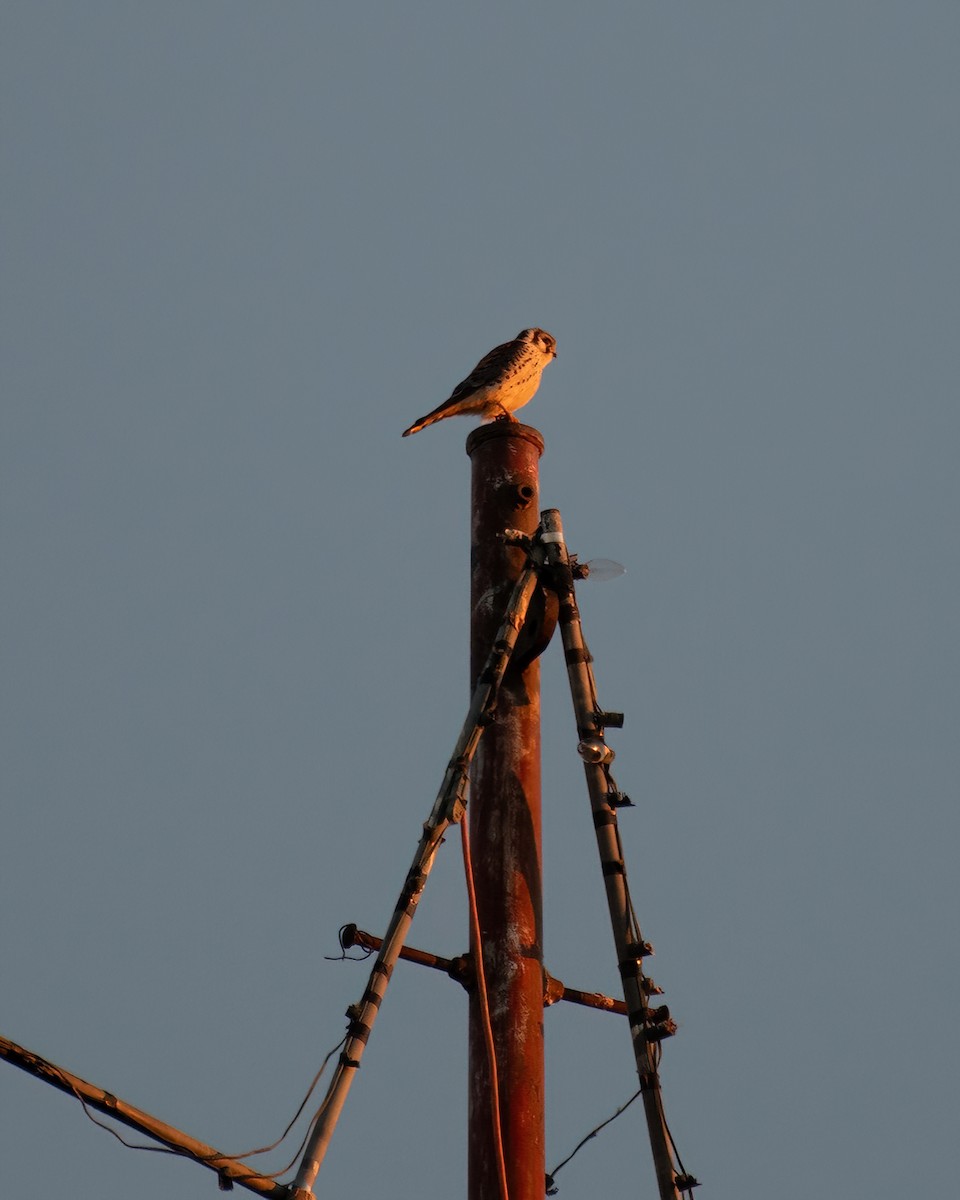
[
  {"x1": 540, "y1": 508, "x2": 695, "y2": 1200},
  {"x1": 291, "y1": 533, "x2": 546, "y2": 1198}
]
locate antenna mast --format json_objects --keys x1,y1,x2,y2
[{"x1": 466, "y1": 422, "x2": 551, "y2": 1200}]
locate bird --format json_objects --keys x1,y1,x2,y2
[{"x1": 401, "y1": 327, "x2": 557, "y2": 437}]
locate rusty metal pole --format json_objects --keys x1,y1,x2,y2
[{"x1": 466, "y1": 422, "x2": 551, "y2": 1200}]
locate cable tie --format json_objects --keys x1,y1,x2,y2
[
  {"x1": 346, "y1": 1019, "x2": 371, "y2": 1044},
  {"x1": 602, "y1": 859, "x2": 626, "y2": 877}
]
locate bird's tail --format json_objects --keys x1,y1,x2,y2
[{"x1": 401, "y1": 412, "x2": 441, "y2": 437}]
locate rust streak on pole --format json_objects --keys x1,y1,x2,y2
[{"x1": 466, "y1": 422, "x2": 551, "y2": 1200}]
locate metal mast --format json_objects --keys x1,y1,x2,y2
[{"x1": 466, "y1": 422, "x2": 552, "y2": 1200}]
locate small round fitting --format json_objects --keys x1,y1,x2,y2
[{"x1": 577, "y1": 738, "x2": 615, "y2": 765}]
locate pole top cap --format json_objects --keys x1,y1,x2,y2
[{"x1": 466, "y1": 422, "x2": 545, "y2": 459}]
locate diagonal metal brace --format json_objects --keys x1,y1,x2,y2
[
  {"x1": 291, "y1": 529, "x2": 548, "y2": 1197},
  {"x1": 538, "y1": 507, "x2": 693, "y2": 1200}
]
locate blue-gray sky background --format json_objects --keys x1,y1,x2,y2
[{"x1": 3, "y1": 4, "x2": 958, "y2": 1198}]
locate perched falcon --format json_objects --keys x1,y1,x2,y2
[{"x1": 401, "y1": 327, "x2": 557, "y2": 437}]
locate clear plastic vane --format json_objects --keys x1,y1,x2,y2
[{"x1": 573, "y1": 558, "x2": 626, "y2": 582}]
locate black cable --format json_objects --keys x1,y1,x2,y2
[
  {"x1": 50, "y1": 1066, "x2": 197, "y2": 1160},
  {"x1": 661, "y1": 1106, "x2": 694, "y2": 1192},
  {"x1": 545, "y1": 1088, "x2": 642, "y2": 1193},
  {"x1": 55, "y1": 1035, "x2": 346, "y2": 1177},
  {"x1": 324, "y1": 925, "x2": 374, "y2": 961},
  {"x1": 214, "y1": 1036, "x2": 346, "y2": 1164}
]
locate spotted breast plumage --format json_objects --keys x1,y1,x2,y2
[{"x1": 401, "y1": 327, "x2": 557, "y2": 437}]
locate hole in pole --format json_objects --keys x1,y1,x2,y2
[{"x1": 513, "y1": 483, "x2": 536, "y2": 510}]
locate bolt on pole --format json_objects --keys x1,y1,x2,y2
[{"x1": 465, "y1": 422, "x2": 553, "y2": 1200}]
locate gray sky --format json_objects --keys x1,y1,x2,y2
[{"x1": 3, "y1": 4, "x2": 958, "y2": 1198}]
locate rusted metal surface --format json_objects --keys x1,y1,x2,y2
[
  {"x1": 465, "y1": 422, "x2": 549, "y2": 1200},
  {"x1": 340, "y1": 924, "x2": 472, "y2": 986},
  {"x1": 343, "y1": 925, "x2": 627, "y2": 1015},
  {"x1": 543, "y1": 972, "x2": 628, "y2": 1016}
]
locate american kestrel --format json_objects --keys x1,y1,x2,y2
[{"x1": 401, "y1": 327, "x2": 557, "y2": 437}]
